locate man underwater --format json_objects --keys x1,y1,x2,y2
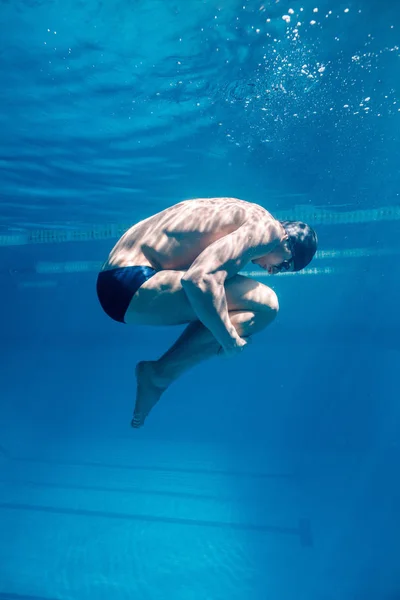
[{"x1": 96, "y1": 197, "x2": 318, "y2": 427}]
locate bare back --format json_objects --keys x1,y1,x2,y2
[{"x1": 103, "y1": 197, "x2": 276, "y2": 271}]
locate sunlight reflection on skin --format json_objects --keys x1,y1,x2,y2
[
  {"x1": 104, "y1": 197, "x2": 284, "y2": 272},
  {"x1": 101, "y1": 197, "x2": 291, "y2": 328},
  {"x1": 106, "y1": 198, "x2": 289, "y2": 428}
]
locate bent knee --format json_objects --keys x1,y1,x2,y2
[
  {"x1": 257, "y1": 285, "x2": 279, "y2": 318},
  {"x1": 266, "y1": 287, "x2": 279, "y2": 314},
  {"x1": 248, "y1": 286, "x2": 279, "y2": 331},
  {"x1": 225, "y1": 275, "x2": 279, "y2": 317}
]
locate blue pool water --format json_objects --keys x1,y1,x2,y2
[{"x1": 0, "y1": 0, "x2": 399, "y2": 598}]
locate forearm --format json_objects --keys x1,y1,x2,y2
[{"x1": 181, "y1": 276, "x2": 239, "y2": 349}]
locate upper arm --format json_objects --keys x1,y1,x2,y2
[{"x1": 182, "y1": 216, "x2": 281, "y2": 285}]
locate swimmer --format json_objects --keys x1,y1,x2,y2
[{"x1": 96, "y1": 197, "x2": 318, "y2": 428}]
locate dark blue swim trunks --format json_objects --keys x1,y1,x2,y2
[{"x1": 96, "y1": 266, "x2": 157, "y2": 323}]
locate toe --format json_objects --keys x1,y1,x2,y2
[{"x1": 131, "y1": 414, "x2": 143, "y2": 428}]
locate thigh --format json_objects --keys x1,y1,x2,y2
[
  {"x1": 124, "y1": 270, "x2": 278, "y2": 326},
  {"x1": 124, "y1": 270, "x2": 194, "y2": 325}
]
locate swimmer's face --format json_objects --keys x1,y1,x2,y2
[
  {"x1": 251, "y1": 240, "x2": 293, "y2": 274},
  {"x1": 267, "y1": 258, "x2": 294, "y2": 275}
]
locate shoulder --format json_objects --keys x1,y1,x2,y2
[
  {"x1": 175, "y1": 197, "x2": 250, "y2": 228},
  {"x1": 176, "y1": 198, "x2": 282, "y2": 239},
  {"x1": 242, "y1": 204, "x2": 284, "y2": 251},
  {"x1": 240, "y1": 201, "x2": 279, "y2": 228}
]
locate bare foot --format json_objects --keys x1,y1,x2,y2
[{"x1": 131, "y1": 361, "x2": 166, "y2": 428}]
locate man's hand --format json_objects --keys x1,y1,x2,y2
[
  {"x1": 219, "y1": 335, "x2": 251, "y2": 358},
  {"x1": 181, "y1": 212, "x2": 281, "y2": 354}
]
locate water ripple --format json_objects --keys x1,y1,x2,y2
[{"x1": 0, "y1": 0, "x2": 398, "y2": 229}]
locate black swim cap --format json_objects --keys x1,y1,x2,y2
[{"x1": 280, "y1": 220, "x2": 318, "y2": 272}]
